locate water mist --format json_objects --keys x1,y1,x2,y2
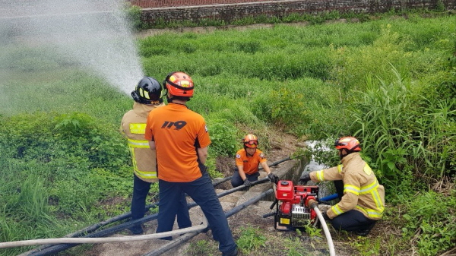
[{"x1": 0, "y1": 0, "x2": 144, "y2": 97}]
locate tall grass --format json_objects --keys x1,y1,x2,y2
[{"x1": 0, "y1": 14, "x2": 455, "y2": 255}]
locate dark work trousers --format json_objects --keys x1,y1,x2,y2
[
  {"x1": 331, "y1": 209, "x2": 377, "y2": 232},
  {"x1": 157, "y1": 166, "x2": 237, "y2": 254},
  {"x1": 130, "y1": 175, "x2": 191, "y2": 233},
  {"x1": 230, "y1": 167, "x2": 260, "y2": 187},
  {"x1": 331, "y1": 180, "x2": 376, "y2": 232}
]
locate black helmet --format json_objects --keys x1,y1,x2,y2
[{"x1": 131, "y1": 77, "x2": 163, "y2": 105}]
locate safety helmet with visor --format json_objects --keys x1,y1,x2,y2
[
  {"x1": 163, "y1": 72, "x2": 194, "y2": 97},
  {"x1": 131, "y1": 76, "x2": 163, "y2": 105},
  {"x1": 243, "y1": 134, "x2": 258, "y2": 149},
  {"x1": 334, "y1": 136, "x2": 361, "y2": 153}
]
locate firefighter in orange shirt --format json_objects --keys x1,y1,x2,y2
[
  {"x1": 121, "y1": 76, "x2": 191, "y2": 235},
  {"x1": 145, "y1": 72, "x2": 238, "y2": 256},
  {"x1": 231, "y1": 134, "x2": 278, "y2": 188}
]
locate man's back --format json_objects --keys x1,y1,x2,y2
[{"x1": 145, "y1": 103, "x2": 211, "y2": 182}]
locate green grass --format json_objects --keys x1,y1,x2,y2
[{"x1": 0, "y1": 13, "x2": 455, "y2": 255}]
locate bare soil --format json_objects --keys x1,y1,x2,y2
[{"x1": 80, "y1": 131, "x2": 396, "y2": 256}]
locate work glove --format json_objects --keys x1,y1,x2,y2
[
  {"x1": 243, "y1": 179, "x2": 252, "y2": 187},
  {"x1": 321, "y1": 211, "x2": 331, "y2": 221},
  {"x1": 267, "y1": 173, "x2": 279, "y2": 184},
  {"x1": 299, "y1": 172, "x2": 311, "y2": 184}
]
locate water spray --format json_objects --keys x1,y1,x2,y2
[{"x1": 0, "y1": 0, "x2": 144, "y2": 95}]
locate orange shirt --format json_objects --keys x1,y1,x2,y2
[
  {"x1": 145, "y1": 103, "x2": 211, "y2": 182},
  {"x1": 235, "y1": 149, "x2": 267, "y2": 175}
]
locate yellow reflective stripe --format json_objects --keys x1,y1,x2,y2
[
  {"x1": 316, "y1": 170, "x2": 325, "y2": 182},
  {"x1": 134, "y1": 169, "x2": 157, "y2": 179},
  {"x1": 337, "y1": 164, "x2": 343, "y2": 173},
  {"x1": 344, "y1": 184, "x2": 360, "y2": 196},
  {"x1": 332, "y1": 204, "x2": 344, "y2": 215},
  {"x1": 129, "y1": 123, "x2": 146, "y2": 134},
  {"x1": 128, "y1": 139, "x2": 149, "y2": 148},
  {"x1": 356, "y1": 205, "x2": 383, "y2": 219},
  {"x1": 360, "y1": 180, "x2": 378, "y2": 194},
  {"x1": 371, "y1": 190, "x2": 384, "y2": 210}
]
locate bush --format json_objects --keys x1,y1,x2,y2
[
  {"x1": 207, "y1": 119, "x2": 238, "y2": 157},
  {"x1": 0, "y1": 112, "x2": 131, "y2": 216}
]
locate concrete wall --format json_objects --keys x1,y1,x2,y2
[{"x1": 138, "y1": 0, "x2": 455, "y2": 25}]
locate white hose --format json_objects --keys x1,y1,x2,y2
[
  {"x1": 0, "y1": 216, "x2": 208, "y2": 249},
  {"x1": 312, "y1": 206, "x2": 336, "y2": 256}
]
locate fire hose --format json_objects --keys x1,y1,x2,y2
[
  {"x1": 143, "y1": 189, "x2": 274, "y2": 256},
  {"x1": 0, "y1": 216, "x2": 208, "y2": 248},
  {"x1": 29, "y1": 156, "x2": 290, "y2": 252},
  {"x1": 308, "y1": 199, "x2": 336, "y2": 256},
  {"x1": 3, "y1": 178, "x2": 273, "y2": 254},
  {"x1": 5, "y1": 157, "x2": 291, "y2": 254}
]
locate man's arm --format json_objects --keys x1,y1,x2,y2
[
  {"x1": 149, "y1": 141, "x2": 156, "y2": 150},
  {"x1": 237, "y1": 165, "x2": 248, "y2": 181},
  {"x1": 260, "y1": 161, "x2": 272, "y2": 174},
  {"x1": 197, "y1": 146, "x2": 208, "y2": 164}
]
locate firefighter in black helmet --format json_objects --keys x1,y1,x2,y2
[{"x1": 121, "y1": 76, "x2": 191, "y2": 235}]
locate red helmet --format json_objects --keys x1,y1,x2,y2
[
  {"x1": 163, "y1": 72, "x2": 194, "y2": 97},
  {"x1": 334, "y1": 136, "x2": 361, "y2": 152},
  {"x1": 243, "y1": 134, "x2": 258, "y2": 149}
]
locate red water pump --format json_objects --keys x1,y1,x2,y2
[{"x1": 272, "y1": 180, "x2": 319, "y2": 230}]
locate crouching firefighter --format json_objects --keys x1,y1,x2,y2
[{"x1": 300, "y1": 136, "x2": 385, "y2": 236}]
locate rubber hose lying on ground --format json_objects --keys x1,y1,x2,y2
[
  {"x1": 0, "y1": 216, "x2": 207, "y2": 249},
  {"x1": 11, "y1": 177, "x2": 272, "y2": 255},
  {"x1": 143, "y1": 188, "x2": 274, "y2": 256},
  {"x1": 308, "y1": 200, "x2": 336, "y2": 256}
]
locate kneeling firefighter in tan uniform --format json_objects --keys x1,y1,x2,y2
[
  {"x1": 300, "y1": 136, "x2": 385, "y2": 236},
  {"x1": 121, "y1": 76, "x2": 191, "y2": 235}
]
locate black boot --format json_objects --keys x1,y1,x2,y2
[{"x1": 355, "y1": 222, "x2": 376, "y2": 236}]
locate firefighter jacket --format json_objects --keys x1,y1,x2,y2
[
  {"x1": 121, "y1": 102, "x2": 162, "y2": 182},
  {"x1": 310, "y1": 152, "x2": 385, "y2": 220}
]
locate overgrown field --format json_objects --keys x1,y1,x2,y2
[{"x1": 0, "y1": 13, "x2": 455, "y2": 255}]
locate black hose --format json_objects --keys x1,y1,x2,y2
[
  {"x1": 225, "y1": 189, "x2": 273, "y2": 218},
  {"x1": 212, "y1": 176, "x2": 232, "y2": 187},
  {"x1": 25, "y1": 178, "x2": 272, "y2": 255},
  {"x1": 262, "y1": 212, "x2": 275, "y2": 218},
  {"x1": 143, "y1": 188, "x2": 274, "y2": 256},
  {"x1": 142, "y1": 231, "x2": 200, "y2": 256},
  {"x1": 261, "y1": 156, "x2": 291, "y2": 169},
  {"x1": 21, "y1": 156, "x2": 291, "y2": 255}
]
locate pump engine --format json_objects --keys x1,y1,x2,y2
[{"x1": 271, "y1": 180, "x2": 319, "y2": 230}]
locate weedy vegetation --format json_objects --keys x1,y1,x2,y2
[{"x1": 0, "y1": 9, "x2": 455, "y2": 256}]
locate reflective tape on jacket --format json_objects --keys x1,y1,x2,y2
[
  {"x1": 315, "y1": 170, "x2": 325, "y2": 181},
  {"x1": 134, "y1": 169, "x2": 157, "y2": 179},
  {"x1": 331, "y1": 204, "x2": 344, "y2": 215},
  {"x1": 344, "y1": 184, "x2": 360, "y2": 196},
  {"x1": 128, "y1": 139, "x2": 157, "y2": 180},
  {"x1": 129, "y1": 123, "x2": 146, "y2": 134},
  {"x1": 355, "y1": 205, "x2": 383, "y2": 219},
  {"x1": 360, "y1": 179, "x2": 384, "y2": 218},
  {"x1": 337, "y1": 164, "x2": 343, "y2": 173},
  {"x1": 128, "y1": 139, "x2": 149, "y2": 149}
]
